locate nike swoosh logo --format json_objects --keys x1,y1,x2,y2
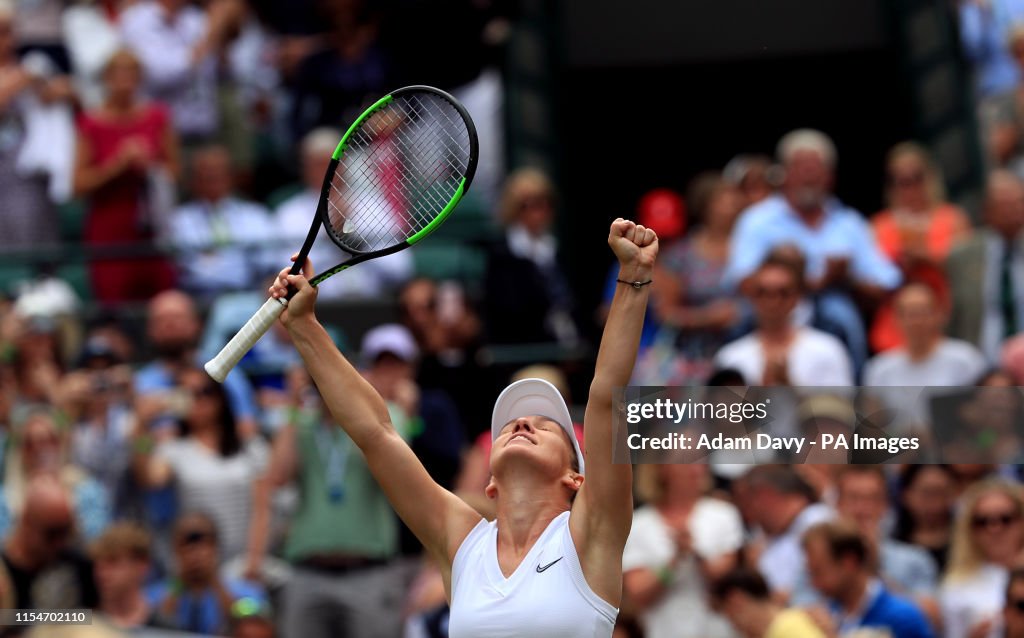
[{"x1": 536, "y1": 557, "x2": 563, "y2": 573}]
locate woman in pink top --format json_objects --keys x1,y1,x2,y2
[{"x1": 871, "y1": 142, "x2": 971, "y2": 352}]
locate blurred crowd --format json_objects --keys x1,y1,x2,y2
[{"x1": 1, "y1": 0, "x2": 1024, "y2": 638}]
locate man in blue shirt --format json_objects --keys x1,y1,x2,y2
[
  {"x1": 147, "y1": 512, "x2": 267, "y2": 636},
  {"x1": 723, "y1": 129, "x2": 901, "y2": 374},
  {"x1": 803, "y1": 520, "x2": 935, "y2": 638},
  {"x1": 834, "y1": 466, "x2": 940, "y2": 626},
  {"x1": 959, "y1": 0, "x2": 1024, "y2": 99}
]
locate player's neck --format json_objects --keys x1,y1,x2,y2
[
  {"x1": 495, "y1": 508, "x2": 563, "y2": 560},
  {"x1": 494, "y1": 482, "x2": 568, "y2": 553}
]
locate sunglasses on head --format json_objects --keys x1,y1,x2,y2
[{"x1": 972, "y1": 512, "x2": 1020, "y2": 529}]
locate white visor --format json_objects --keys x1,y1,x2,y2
[{"x1": 491, "y1": 378, "x2": 584, "y2": 475}]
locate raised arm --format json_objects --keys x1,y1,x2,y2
[
  {"x1": 270, "y1": 259, "x2": 481, "y2": 565},
  {"x1": 572, "y1": 219, "x2": 658, "y2": 587}
]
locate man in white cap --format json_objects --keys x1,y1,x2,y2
[{"x1": 267, "y1": 218, "x2": 657, "y2": 637}]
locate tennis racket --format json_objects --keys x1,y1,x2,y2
[{"x1": 205, "y1": 85, "x2": 479, "y2": 382}]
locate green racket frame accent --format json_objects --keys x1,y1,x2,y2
[
  {"x1": 205, "y1": 85, "x2": 476, "y2": 385},
  {"x1": 310, "y1": 262, "x2": 351, "y2": 286},
  {"x1": 407, "y1": 178, "x2": 467, "y2": 245},
  {"x1": 333, "y1": 94, "x2": 394, "y2": 160}
]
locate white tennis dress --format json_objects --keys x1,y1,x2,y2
[{"x1": 448, "y1": 510, "x2": 618, "y2": 638}]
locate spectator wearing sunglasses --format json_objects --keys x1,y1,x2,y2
[
  {"x1": 870, "y1": 143, "x2": 971, "y2": 353},
  {"x1": 0, "y1": 406, "x2": 110, "y2": 541},
  {"x1": 941, "y1": 480, "x2": 1024, "y2": 638},
  {"x1": 483, "y1": 167, "x2": 579, "y2": 347},
  {"x1": 1003, "y1": 568, "x2": 1024, "y2": 638},
  {"x1": 148, "y1": 512, "x2": 266, "y2": 636},
  {"x1": 133, "y1": 368, "x2": 268, "y2": 564},
  {"x1": 714, "y1": 253, "x2": 853, "y2": 386},
  {"x1": 0, "y1": 476, "x2": 97, "y2": 625}
]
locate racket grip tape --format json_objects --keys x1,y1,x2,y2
[{"x1": 204, "y1": 297, "x2": 287, "y2": 383}]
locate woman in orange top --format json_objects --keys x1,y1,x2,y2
[{"x1": 870, "y1": 142, "x2": 972, "y2": 352}]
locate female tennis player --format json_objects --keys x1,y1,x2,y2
[{"x1": 269, "y1": 218, "x2": 657, "y2": 637}]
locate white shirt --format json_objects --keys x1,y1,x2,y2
[
  {"x1": 865, "y1": 339, "x2": 987, "y2": 387},
  {"x1": 622, "y1": 500, "x2": 743, "y2": 638},
  {"x1": 273, "y1": 190, "x2": 413, "y2": 300},
  {"x1": 448, "y1": 511, "x2": 617, "y2": 638},
  {"x1": 62, "y1": 5, "x2": 123, "y2": 108},
  {"x1": 758, "y1": 503, "x2": 834, "y2": 594},
  {"x1": 714, "y1": 327, "x2": 854, "y2": 386},
  {"x1": 169, "y1": 197, "x2": 278, "y2": 295},
  {"x1": 507, "y1": 224, "x2": 557, "y2": 268},
  {"x1": 156, "y1": 437, "x2": 269, "y2": 561},
  {"x1": 119, "y1": 1, "x2": 218, "y2": 137},
  {"x1": 863, "y1": 339, "x2": 988, "y2": 431},
  {"x1": 226, "y1": 19, "x2": 279, "y2": 108},
  {"x1": 940, "y1": 564, "x2": 1007, "y2": 638}
]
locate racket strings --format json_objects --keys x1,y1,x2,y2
[
  {"x1": 339, "y1": 99, "x2": 464, "y2": 232},
  {"x1": 325, "y1": 93, "x2": 472, "y2": 254}
]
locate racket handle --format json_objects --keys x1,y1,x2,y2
[{"x1": 205, "y1": 297, "x2": 287, "y2": 383}]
